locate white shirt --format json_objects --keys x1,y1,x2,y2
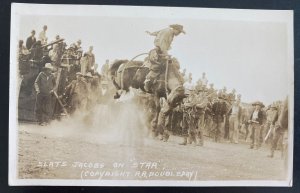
[
  {"x1": 252, "y1": 110, "x2": 259, "y2": 120},
  {"x1": 183, "y1": 81, "x2": 194, "y2": 94},
  {"x1": 231, "y1": 105, "x2": 240, "y2": 115},
  {"x1": 201, "y1": 77, "x2": 208, "y2": 86},
  {"x1": 38, "y1": 30, "x2": 47, "y2": 45}
]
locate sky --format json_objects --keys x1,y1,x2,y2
[{"x1": 17, "y1": 11, "x2": 291, "y2": 105}]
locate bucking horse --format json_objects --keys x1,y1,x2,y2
[{"x1": 109, "y1": 53, "x2": 186, "y2": 140}]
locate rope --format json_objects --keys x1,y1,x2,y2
[
  {"x1": 164, "y1": 59, "x2": 170, "y2": 96},
  {"x1": 120, "y1": 53, "x2": 148, "y2": 90}
]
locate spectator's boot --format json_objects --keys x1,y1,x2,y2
[
  {"x1": 268, "y1": 150, "x2": 275, "y2": 158},
  {"x1": 163, "y1": 130, "x2": 170, "y2": 142},
  {"x1": 196, "y1": 138, "x2": 204, "y2": 146},
  {"x1": 179, "y1": 137, "x2": 187, "y2": 145}
]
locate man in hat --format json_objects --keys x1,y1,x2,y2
[
  {"x1": 195, "y1": 87, "x2": 209, "y2": 146},
  {"x1": 146, "y1": 24, "x2": 185, "y2": 55},
  {"x1": 38, "y1": 25, "x2": 48, "y2": 45},
  {"x1": 34, "y1": 63, "x2": 55, "y2": 125},
  {"x1": 183, "y1": 73, "x2": 195, "y2": 95},
  {"x1": 85, "y1": 46, "x2": 95, "y2": 74},
  {"x1": 268, "y1": 97, "x2": 288, "y2": 158},
  {"x1": 101, "y1": 59, "x2": 110, "y2": 80},
  {"x1": 180, "y1": 91, "x2": 197, "y2": 145},
  {"x1": 228, "y1": 89, "x2": 236, "y2": 103},
  {"x1": 64, "y1": 72, "x2": 89, "y2": 113},
  {"x1": 211, "y1": 94, "x2": 228, "y2": 142},
  {"x1": 264, "y1": 104, "x2": 279, "y2": 144},
  {"x1": 237, "y1": 94, "x2": 242, "y2": 102},
  {"x1": 73, "y1": 40, "x2": 83, "y2": 64},
  {"x1": 30, "y1": 40, "x2": 44, "y2": 69},
  {"x1": 200, "y1": 72, "x2": 208, "y2": 87},
  {"x1": 26, "y1": 30, "x2": 36, "y2": 50},
  {"x1": 228, "y1": 98, "x2": 243, "y2": 144},
  {"x1": 206, "y1": 83, "x2": 213, "y2": 94},
  {"x1": 75, "y1": 39, "x2": 82, "y2": 49},
  {"x1": 248, "y1": 101, "x2": 265, "y2": 149}
]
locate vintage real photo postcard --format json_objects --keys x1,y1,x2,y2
[{"x1": 9, "y1": 3, "x2": 294, "y2": 186}]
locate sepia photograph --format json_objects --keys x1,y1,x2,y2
[{"x1": 9, "y1": 3, "x2": 294, "y2": 186}]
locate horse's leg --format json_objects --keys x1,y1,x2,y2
[{"x1": 157, "y1": 100, "x2": 173, "y2": 142}]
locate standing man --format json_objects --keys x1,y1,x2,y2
[
  {"x1": 64, "y1": 72, "x2": 88, "y2": 114},
  {"x1": 211, "y1": 94, "x2": 228, "y2": 142},
  {"x1": 74, "y1": 39, "x2": 83, "y2": 65},
  {"x1": 228, "y1": 89, "x2": 236, "y2": 103},
  {"x1": 34, "y1": 63, "x2": 55, "y2": 125},
  {"x1": 200, "y1": 72, "x2": 208, "y2": 87},
  {"x1": 264, "y1": 104, "x2": 279, "y2": 143},
  {"x1": 26, "y1": 30, "x2": 36, "y2": 50},
  {"x1": 85, "y1": 46, "x2": 95, "y2": 74},
  {"x1": 181, "y1": 68, "x2": 188, "y2": 82},
  {"x1": 195, "y1": 88, "x2": 208, "y2": 146},
  {"x1": 248, "y1": 101, "x2": 265, "y2": 149},
  {"x1": 228, "y1": 99, "x2": 242, "y2": 143},
  {"x1": 101, "y1": 59, "x2": 110, "y2": 79},
  {"x1": 180, "y1": 91, "x2": 197, "y2": 145},
  {"x1": 38, "y1": 25, "x2": 48, "y2": 45},
  {"x1": 268, "y1": 97, "x2": 288, "y2": 158},
  {"x1": 183, "y1": 73, "x2": 194, "y2": 95}
]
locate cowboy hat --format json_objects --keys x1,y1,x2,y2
[
  {"x1": 270, "y1": 104, "x2": 278, "y2": 109},
  {"x1": 84, "y1": 72, "x2": 93, "y2": 78},
  {"x1": 169, "y1": 24, "x2": 186, "y2": 34},
  {"x1": 101, "y1": 80, "x2": 108, "y2": 85},
  {"x1": 217, "y1": 93, "x2": 224, "y2": 99},
  {"x1": 43, "y1": 63, "x2": 53, "y2": 70},
  {"x1": 252, "y1": 101, "x2": 265, "y2": 108}
]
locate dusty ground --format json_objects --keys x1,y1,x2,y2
[{"x1": 17, "y1": 122, "x2": 287, "y2": 181}]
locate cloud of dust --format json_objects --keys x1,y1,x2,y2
[{"x1": 47, "y1": 88, "x2": 149, "y2": 147}]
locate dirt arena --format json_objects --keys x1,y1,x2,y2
[{"x1": 17, "y1": 121, "x2": 287, "y2": 181}]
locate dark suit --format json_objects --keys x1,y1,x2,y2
[
  {"x1": 212, "y1": 100, "x2": 227, "y2": 142},
  {"x1": 249, "y1": 109, "x2": 264, "y2": 148},
  {"x1": 26, "y1": 36, "x2": 36, "y2": 50}
]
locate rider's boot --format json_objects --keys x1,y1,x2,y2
[{"x1": 144, "y1": 79, "x2": 153, "y2": 93}]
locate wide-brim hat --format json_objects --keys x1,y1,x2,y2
[
  {"x1": 43, "y1": 63, "x2": 53, "y2": 70},
  {"x1": 76, "y1": 72, "x2": 82, "y2": 76},
  {"x1": 270, "y1": 104, "x2": 277, "y2": 109},
  {"x1": 69, "y1": 43, "x2": 76, "y2": 49},
  {"x1": 84, "y1": 72, "x2": 93, "y2": 78},
  {"x1": 169, "y1": 24, "x2": 186, "y2": 34},
  {"x1": 101, "y1": 80, "x2": 108, "y2": 85},
  {"x1": 252, "y1": 101, "x2": 265, "y2": 108}
]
